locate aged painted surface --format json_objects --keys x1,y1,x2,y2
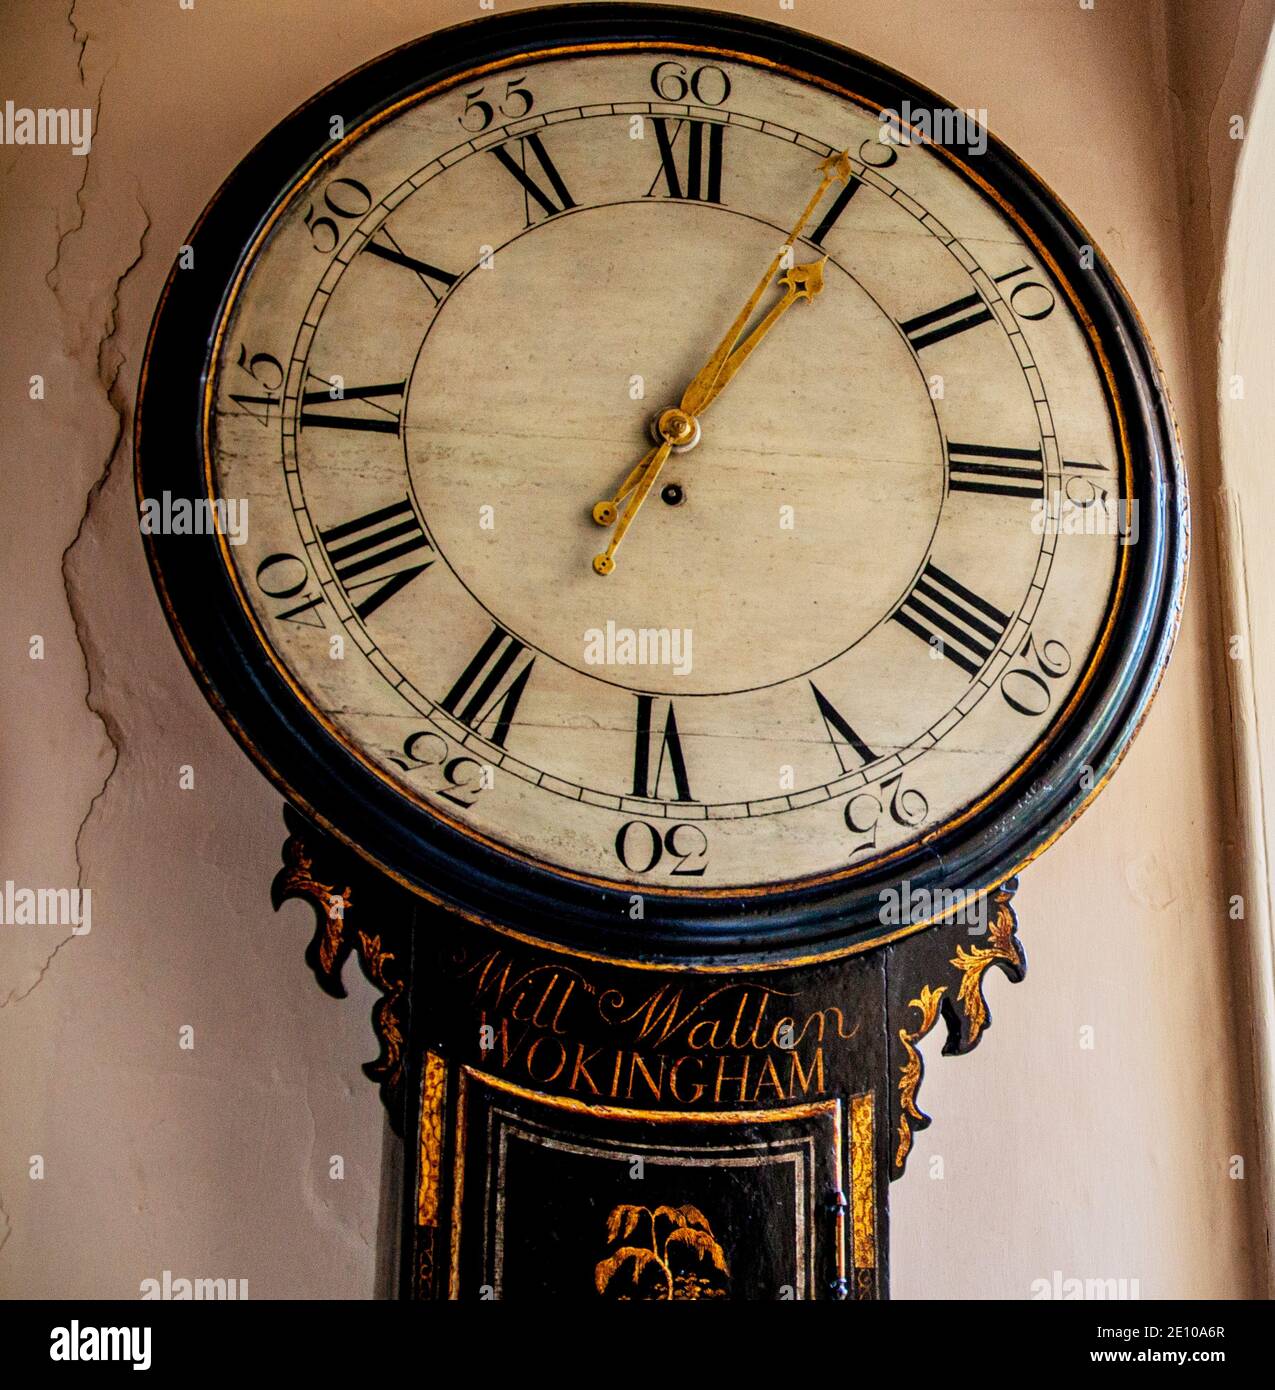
[{"x1": 0, "y1": 0, "x2": 1266, "y2": 1299}]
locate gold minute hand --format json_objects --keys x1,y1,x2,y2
[
  {"x1": 678, "y1": 149, "x2": 852, "y2": 418},
  {"x1": 590, "y1": 261, "x2": 823, "y2": 566}
]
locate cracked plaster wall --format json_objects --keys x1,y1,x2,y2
[{"x1": 0, "y1": 0, "x2": 1268, "y2": 1298}]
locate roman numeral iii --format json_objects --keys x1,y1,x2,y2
[
  {"x1": 946, "y1": 441, "x2": 1044, "y2": 499},
  {"x1": 892, "y1": 563, "x2": 1011, "y2": 676}
]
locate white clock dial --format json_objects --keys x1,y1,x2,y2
[{"x1": 208, "y1": 48, "x2": 1123, "y2": 893}]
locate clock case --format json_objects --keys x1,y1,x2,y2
[{"x1": 136, "y1": 3, "x2": 1186, "y2": 968}]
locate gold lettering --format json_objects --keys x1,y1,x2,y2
[
  {"x1": 615, "y1": 985, "x2": 684, "y2": 1044},
  {"x1": 793, "y1": 1006, "x2": 856, "y2": 1045},
  {"x1": 726, "y1": 991, "x2": 751, "y2": 1049},
  {"x1": 669, "y1": 1054, "x2": 706, "y2": 1104},
  {"x1": 788, "y1": 1046, "x2": 825, "y2": 1096},
  {"x1": 713, "y1": 1054, "x2": 750, "y2": 1104},
  {"x1": 568, "y1": 1043, "x2": 602, "y2": 1094},
  {"x1": 498, "y1": 1018, "x2": 532, "y2": 1069},
  {"x1": 528, "y1": 972, "x2": 563, "y2": 1030},
  {"x1": 626, "y1": 1052, "x2": 665, "y2": 1101},
  {"x1": 550, "y1": 977, "x2": 577, "y2": 1034},
  {"x1": 753, "y1": 1053, "x2": 786, "y2": 1100},
  {"x1": 524, "y1": 1035, "x2": 567, "y2": 1084}
]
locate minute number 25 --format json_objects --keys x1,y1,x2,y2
[{"x1": 845, "y1": 773, "x2": 928, "y2": 859}]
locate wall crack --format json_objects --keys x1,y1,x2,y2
[{"x1": 2, "y1": 191, "x2": 153, "y2": 1009}]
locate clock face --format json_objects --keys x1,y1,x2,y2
[{"x1": 139, "y1": 7, "x2": 1184, "y2": 961}]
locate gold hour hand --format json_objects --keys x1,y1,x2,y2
[
  {"x1": 696, "y1": 259, "x2": 826, "y2": 414},
  {"x1": 679, "y1": 150, "x2": 851, "y2": 417}
]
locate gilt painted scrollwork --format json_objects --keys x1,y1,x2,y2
[
  {"x1": 271, "y1": 809, "x2": 410, "y2": 1128},
  {"x1": 895, "y1": 984, "x2": 947, "y2": 1170},
  {"x1": 950, "y1": 883, "x2": 1025, "y2": 1049},
  {"x1": 890, "y1": 878, "x2": 1026, "y2": 1174}
]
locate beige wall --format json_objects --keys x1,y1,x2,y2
[{"x1": 0, "y1": 0, "x2": 1268, "y2": 1298}]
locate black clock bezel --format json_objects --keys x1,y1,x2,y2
[{"x1": 136, "y1": 3, "x2": 1187, "y2": 968}]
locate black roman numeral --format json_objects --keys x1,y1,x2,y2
[
  {"x1": 809, "y1": 683, "x2": 878, "y2": 773},
  {"x1": 898, "y1": 292, "x2": 993, "y2": 351},
  {"x1": 318, "y1": 498, "x2": 433, "y2": 620},
  {"x1": 946, "y1": 441, "x2": 1044, "y2": 499},
  {"x1": 492, "y1": 133, "x2": 576, "y2": 224},
  {"x1": 646, "y1": 118, "x2": 724, "y2": 203},
  {"x1": 807, "y1": 175, "x2": 863, "y2": 246},
  {"x1": 363, "y1": 230, "x2": 458, "y2": 304},
  {"x1": 441, "y1": 625, "x2": 536, "y2": 748},
  {"x1": 631, "y1": 695, "x2": 694, "y2": 801},
  {"x1": 892, "y1": 563, "x2": 1011, "y2": 677},
  {"x1": 300, "y1": 378, "x2": 405, "y2": 434}
]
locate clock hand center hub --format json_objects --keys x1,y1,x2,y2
[{"x1": 651, "y1": 406, "x2": 701, "y2": 453}]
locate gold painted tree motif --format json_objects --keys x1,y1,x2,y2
[{"x1": 594, "y1": 1203, "x2": 730, "y2": 1300}]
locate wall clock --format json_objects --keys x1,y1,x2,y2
[{"x1": 136, "y1": 3, "x2": 1186, "y2": 1299}]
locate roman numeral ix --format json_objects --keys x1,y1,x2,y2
[{"x1": 300, "y1": 378, "x2": 405, "y2": 434}]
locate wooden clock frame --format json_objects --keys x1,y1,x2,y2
[{"x1": 134, "y1": 3, "x2": 1187, "y2": 1299}]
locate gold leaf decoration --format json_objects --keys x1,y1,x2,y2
[
  {"x1": 895, "y1": 984, "x2": 947, "y2": 1171},
  {"x1": 850, "y1": 1093, "x2": 875, "y2": 1272},
  {"x1": 272, "y1": 822, "x2": 408, "y2": 1128},
  {"x1": 950, "y1": 887, "x2": 1022, "y2": 1046},
  {"x1": 595, "y1": 1203, "x2": 730, "y2": 1300},
  {"x1": 271, "y1": 833, "x2": 351, "y2": 987}
]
